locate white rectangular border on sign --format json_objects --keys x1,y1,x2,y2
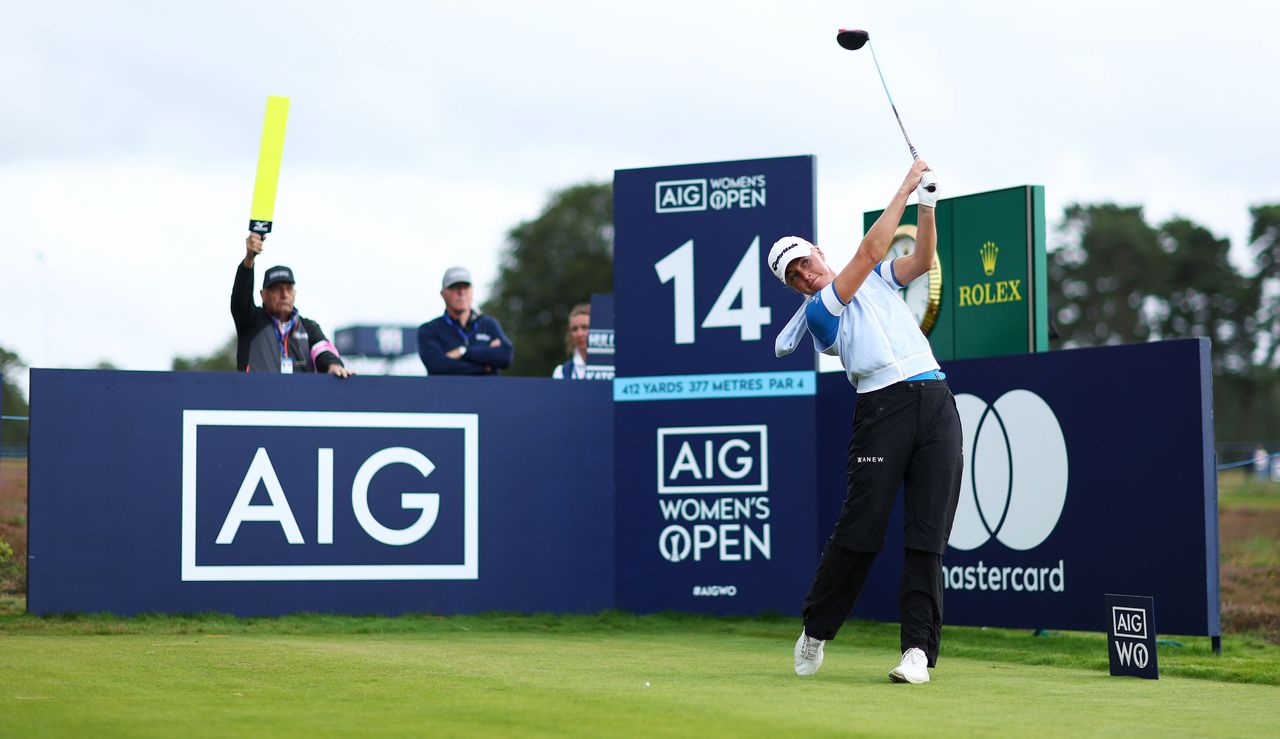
[
  {"x1": 656, "y1": 424, "x2": 768, "y2": 494},
  {"x1": 181, "y1": 410, "x2": 479, "y2": 581},
  {"x1": 1111, "y1": 606, "x2": 1148, "y2": 639},
  {"x1": 654, "y1": 179, "x2": 708, "y2": 213}
]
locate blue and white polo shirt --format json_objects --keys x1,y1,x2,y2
[{"x1": 806, "y1": 260, "x2": 940, "y2": 392}]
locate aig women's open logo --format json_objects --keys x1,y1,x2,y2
[
  {"x1": 949, "y1": 390, "x2": 1069, "y2": 551},
  {"x1": 654, "y1": 425, "x2": 772, "y2": 564},
  {"x1": 655, "y1": 175, "x2": 768, "y2": 213},
  {"x1": 181, "y1": 410, "x2": 479, "y2": 581}
]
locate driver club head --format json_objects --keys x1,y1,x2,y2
[{"x1": 836, "y1": 29, "x2": 869, "y2": 50}]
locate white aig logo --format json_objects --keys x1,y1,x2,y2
[
  {"x1": 655, "y1": 179, "x2": 707, "y2": 213},
  {"x1": 181, "y1": 410, "x2": 479, "y2": 581},
  {"x1": 657, "y1": 425, "x2": 767, "y2": 493},
  {"x1": 654, "y1": 424, "x2": 772, "y2": 564},
  {"x1": 1112, "y1": 606, "x2": 1151, "y2": 669},
  {"x1": 949, "y1": 390, "x2": 1069, "y2": 551}
]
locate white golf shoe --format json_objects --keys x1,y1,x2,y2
[
  {"x1": 794, "y1": 631, "x2": 825, "y2": 676},
  {"x1": 889, "y1": 647, "x2": 930, "y2": 684}
]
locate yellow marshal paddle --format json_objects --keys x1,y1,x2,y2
[{"x1": 248, "y1": 95, "x2": 290, "y2": 236}]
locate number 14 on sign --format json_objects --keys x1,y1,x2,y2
[{"x1": 654, "y1": 237, "x2": 772, "y2": 344}]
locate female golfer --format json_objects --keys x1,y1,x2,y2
[{"x1": 769, "y1": 160, "x2": 962, "y2": 684}]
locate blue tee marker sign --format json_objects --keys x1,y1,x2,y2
[
  {"x1": 1106, "y1": 594, "x2": 1159, "y2": 679},
  {"x1": 612, "y1": 155, "x2": 819, "y2": 614}
]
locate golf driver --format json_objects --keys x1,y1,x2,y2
[{"x1": 836, "y1": 28, "x2": 935, "y2": 192}]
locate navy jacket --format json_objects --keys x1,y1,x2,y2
[{"x1": 417, "y1": 311, "x2": 515, "y2": 375}]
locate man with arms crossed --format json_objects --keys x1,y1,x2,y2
[
  {"x1": 417, "y1": 267, "x2": 515, "y2": 376},
  {"x1": 769, "y1": 160, "x2": 962, "y2": 684}
]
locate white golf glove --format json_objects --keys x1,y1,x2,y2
[{"x1": 917, "y1": 171, "x2": 939, "y2": 208}]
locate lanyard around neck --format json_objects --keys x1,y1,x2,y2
[
  {"x1": 272, "y1": 314, "x2": 298, "y2": 358},
  {"x1": 444, "y1": 313, "x2": 477, "y2": 344}
]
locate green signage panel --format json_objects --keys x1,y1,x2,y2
[{"x1": 865, "y1": 185, "x2": 1048, "y2": 360}]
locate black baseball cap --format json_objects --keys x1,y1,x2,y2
[{"x1": 263, "y1": 265, "x2": 296, "y2": 289}]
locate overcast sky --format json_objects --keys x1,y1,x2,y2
[{"x1": 3, "y1": 0, "x2": 1276, "y2": 381}]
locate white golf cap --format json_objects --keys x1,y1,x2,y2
[
  {"x1": 767, "y1": 236, "x2": 816, "y2": 284},
  {"x1": 441, "y1": 266, "x2": 472, "y2": 289}
]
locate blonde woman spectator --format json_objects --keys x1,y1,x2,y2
[{"x1": 552, "y1": 304, "x2": 590, "y2": 380}]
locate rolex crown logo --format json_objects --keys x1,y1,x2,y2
[{"x1": 980, "y1": 241, "x2": 999, "y2": 276}]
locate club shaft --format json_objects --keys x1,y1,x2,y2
[{"x1": 868, "y1": 40, "x2": 920, "y2": 161}]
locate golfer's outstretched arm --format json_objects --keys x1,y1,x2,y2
[
  {"x1": 891, "y1": 201, "x2": 936, "y2": 285},
  {"x1": 832, "y1": 160, "x2": 928, "y2": 303}
]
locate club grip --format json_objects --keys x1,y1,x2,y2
[{"x1": 908, "y1": 145, "x2": 936, "y2": 191}]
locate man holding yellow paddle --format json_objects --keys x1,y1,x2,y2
[{"x1": 231, "y1": 96, "x2": 351, "y2": 377}]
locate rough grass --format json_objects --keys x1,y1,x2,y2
[
  {"x1": 0, "y1": 458, "x2": 26, "y2": 593},
  {"x1": 1218, "y1": 470, "x2": 1280, "y2": 640},
  {"x1": 1219, "y1": 468, "x2": 1280, "y2": 510}
]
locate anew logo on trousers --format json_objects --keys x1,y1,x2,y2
[{"x1": 949, "y1": 390, "x2": 1069, "y2": 551}]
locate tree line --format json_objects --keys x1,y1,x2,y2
[
  {"x1": 1050, "y1": 203, "x2": 1280, "y2": 443},
  {"x1": 2, "y1": 183, "x2": 1274, "y2": 446},
  {"x1": 0, "y1": 349, "x2": 29, "y2": 449}
]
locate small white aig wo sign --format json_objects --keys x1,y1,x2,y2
[{"x1": 1105, "y1": 593, "x2": 1159, "y2": 679}]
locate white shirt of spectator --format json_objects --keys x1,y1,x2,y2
[
  {"x1": 551, "y1": 351, "x2": 586, "y2": 379},
  {"x1": 806, "y1": 261, "x2": 940, "y2": 392}
]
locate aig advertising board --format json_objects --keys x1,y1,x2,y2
[
  {"x1": 27, "y1": 371, "x2": 614, "y2": 616},
  {"x1": 612, "y1": 156, "x2": 819, "y2": 613},
  {"x1": 818, "y1": 338, "x2": 1220, "y2": 636}
]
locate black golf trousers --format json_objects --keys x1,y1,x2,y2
[{"x1": 801, "y1": 378, "x2": 963, "y2": 667}]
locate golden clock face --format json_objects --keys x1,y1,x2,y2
[{"x1": 885, "y1": 224, "x2": 943, "y2": 336}]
